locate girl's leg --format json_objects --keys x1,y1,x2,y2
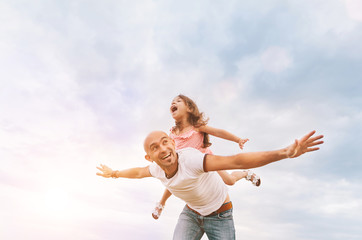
[
  {"x1": 217, "y1": 170, "x2": 247, "y2": 185},
  {"x1": 217, "y1": 170, "x2": 261, "y2": 186},
  {"x1": 230, "y1": 171, "x2": 249, "y2": 183},
  {"x1": 152, "y1": 188, "x2": 173, "y2": 219}
]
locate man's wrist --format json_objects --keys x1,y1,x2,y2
[
  {"x1": 111, "y1": 170, "x2": 118, "y2": 178},
  {"x1": 281, "y1": 147, "x2": 290, "y2": 159}
]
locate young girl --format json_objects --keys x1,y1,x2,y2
[{"x1": 152, "y1": 94, "x2": 261, "y2": 219}]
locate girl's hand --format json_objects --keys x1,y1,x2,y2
[{"x1": 238, "y1": 138, "x2": 249, "y2": 150}]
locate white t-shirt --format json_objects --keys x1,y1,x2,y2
[{"x1": 149, "y1": 147, "x2": 228, "y2": 216}]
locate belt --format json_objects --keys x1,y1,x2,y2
[{"x1": 187, "y1": 201, "x2": 232, "y2": 217}]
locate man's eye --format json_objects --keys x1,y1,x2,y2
[{"x1": 152, "y1": 146, "x2": 158, "y2": 151}]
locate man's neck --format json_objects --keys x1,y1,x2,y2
[{"x1": 164, "y1": 154, "x2": 179, "y2": 179}]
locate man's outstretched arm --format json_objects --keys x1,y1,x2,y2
[
  {"x1": 96, "y1": 164, "x2": 152, "y2": 179},
  {"x1": 204, "y1": 130, "x2": 324, "y2": 172}
]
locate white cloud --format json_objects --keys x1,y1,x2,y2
[
  {"x1": 345, "y1": 0, "x2": 362, "y2": 21},
  {"x1": 234, "y1": 46, "x2": 293, "y2": 88},
  {"x1": 261, "y1": 46, "x2": 293, "y2": 73},
  {"x1": 235, "y1": 55, "x2": 261, "y2": 84},
  {"x1": 213, "y1": 80, "x2": 239, "y2": 104},
  {"x1": 229, "y1": 170, "x2": 362, "y2": 240},
  {"x1": 294, "y1": 0, "x2": 356, "y2": 34}
]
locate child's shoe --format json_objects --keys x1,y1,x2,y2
[
  {"x1": 246, "y1": 170, "x2": 261, "y2": 187},
  {"x1": 152, "y1": 202, "x2": 164, "y2": 220}
]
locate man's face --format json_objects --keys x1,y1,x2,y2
[{"x1": 144, "y1": 131, "x2": 177, "y2": 168}]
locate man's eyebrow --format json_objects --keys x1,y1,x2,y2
[
  {"x1": 149, "y1": 136, "x2": 168, "y2": 148},
  {"x1": 149, "y1": 142, "x2": 158, "y2": 149}
]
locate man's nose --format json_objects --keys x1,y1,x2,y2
[{"x1": 159, "y1": 144, "x2": 167, "y2": 153}]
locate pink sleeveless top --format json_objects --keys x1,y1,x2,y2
[{"x1": 169, "y1": 127, "x2": 213, "y2": 154}]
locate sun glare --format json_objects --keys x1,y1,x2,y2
[{"x1": 42, "y1": 188, "x2": 71, "y2": 217}]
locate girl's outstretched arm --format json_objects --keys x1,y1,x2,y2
[
  {"x1": 198, "y1": 125, "x2": 249, "y2": 149},
  {"x1": 96, "y1": 164, "x2": 152, "y2": 179}
]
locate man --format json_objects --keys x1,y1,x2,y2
[{"x1": 96, "y1": 130, "x2": 323, "y2": 240}]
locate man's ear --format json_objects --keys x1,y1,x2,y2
[{"x1": 145, "y1": 154, "x2": 152, "y2": 162}]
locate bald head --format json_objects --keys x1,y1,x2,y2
[{"x1": 143, "y1": 131, "x2": 170, "y2": 153}]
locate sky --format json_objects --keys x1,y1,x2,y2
[{"x1": 0, "y1": 0, "x2": 361, "y2": 239}]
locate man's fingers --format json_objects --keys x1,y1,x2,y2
[
  {"x1": 96, "y1": 164, "x2": 112, "y2": 178},
  {"x1": 301, "y1": 130, "x2": 316, "y2": 142},
  {"x1": 306, "y1": 147, "x2": 320, "y2": 153},
  {"x1": 288, "y1": 131, "x2": 323, "y2": 158},
  {"x1": 97, "y1": 164, "x2": 110, "y2": 170},
  {"x1": 97, "y1": 166, "x2": 107, "y2": 171},
  {"x1": 307, "y1": 135, "x2": 324, "y2": 144},
  {"x1": 309, "y1": 140, "x2": 324, "y2": 147}
]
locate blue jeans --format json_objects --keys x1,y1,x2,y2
[{"x1": 173, "y1": 204, "x2": 235, "y2": 240}]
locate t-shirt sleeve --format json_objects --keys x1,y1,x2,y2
[
  {"x1": 148, "y1": 162, "x2": 160, "y2": 177},
  {"x1": 182, "y1": 148, "x2": 207, "y2": 175}
]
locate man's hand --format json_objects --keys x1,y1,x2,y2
[
  {"x1": 96, "y1": 164, "x2": 114, "y2": 178},
  {"x1": 286, "y1": 130, "x2": 324, "y2": 158}
]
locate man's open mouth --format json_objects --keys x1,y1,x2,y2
[{"x1": 162, "y1": 153, "x2": 171, "y2": 160}]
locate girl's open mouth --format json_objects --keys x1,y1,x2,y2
[{"x1": 171, "y1": 105, "x2": 178, "y2": 113}]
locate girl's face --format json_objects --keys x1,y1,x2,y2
[{"x1": 170, "y1": 97, "x2": 189, "y2": 120}]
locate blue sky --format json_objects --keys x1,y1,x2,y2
[{"x1": 1, "y1": 0, "x2": 361, "y2": 239}]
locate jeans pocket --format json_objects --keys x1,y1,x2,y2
[{"x1": 218, "y1": 209, "x2": 233, "y2": 219}]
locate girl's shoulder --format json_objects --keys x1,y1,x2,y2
[{"x1": 194, "y1": 124, "x2": 209, "y2": 133}]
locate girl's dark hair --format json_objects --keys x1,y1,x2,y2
[{"x1": 175, "y1": 94, "x2": 212, "y2": 148}]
